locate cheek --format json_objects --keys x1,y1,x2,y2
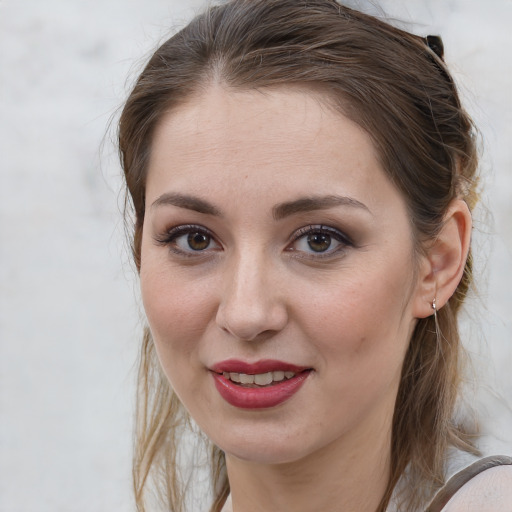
[
  {"x1": 299, "y1": 261, "x2": 414, "y2": 374},
  {"x1": 140, "y1": 264, "x2": 218, "y2": 410},
  {"x1": 297, "y1": 271, "x2": 414, "y2": 438},
  {"x1": 139, "y1": 256, "x2": 215, "y2": 365}
]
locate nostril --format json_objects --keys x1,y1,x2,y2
[
  {"x1": 216, "y1": 310, "x2": 287, "y2": 342},
  {"x1": 216, "y1": 267, "x2": 288, "y2": 340}
]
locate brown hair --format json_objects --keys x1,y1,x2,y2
[{"x1": 118, "y1": 1, "x2": 480, "y2": 510}]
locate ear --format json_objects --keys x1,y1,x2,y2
[{"x1": 412, "y1": 199, "x2": 472, "y2": 319}]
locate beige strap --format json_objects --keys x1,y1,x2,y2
[{"x1": 426, "y1": 455, "x2": 512, "y2": 512}]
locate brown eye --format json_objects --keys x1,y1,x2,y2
[
  {"x1": 307, "y1": 233, "x2": 332, "y2": 252},
  {"x1": 289, "y1": 225, "x2": 352, "y2": 258},
  {"x1": 154, "y1": 225, "x2": 220, "y2": 255},
  {"x1": 187, "y1": 232, "x2": 211, "y2": 251}
]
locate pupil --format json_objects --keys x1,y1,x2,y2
[
  {"x1": 307, "y1": 233, "x2": 331, "y2": 252},
  {"x1": 188, "y1": 232, "x2": 210, "y2": 250}
]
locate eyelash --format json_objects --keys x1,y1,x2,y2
[
  {"x1": 154, "y1": 224, "x2": 219, "y2": 258},
  {"x1": 287, "y1": 225, "x2": 353, "y2": 259},
  {"x1": 154, "y1": 224, "x2": 353, "y2": 259}
]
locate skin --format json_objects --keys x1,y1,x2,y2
[
  {"x1": 139, "y1": 86, "x2": 471, "y2": 511},
  {"x1": 443, "y1": 466, "x2": 512, "y2": 512}
]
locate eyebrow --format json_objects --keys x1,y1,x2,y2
[
  {"x1": 150, "y1": 192, "x2": 371, "y2": 219},
  {"x1": 272, "y1": 195, "x2": 372, "y2": 220},
  {"x1": 151, "y1": 193, "x2": 222, "y2": 216}
]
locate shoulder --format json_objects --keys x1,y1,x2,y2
[{"x1": 441, "y1": 464, "x2": 512, "y2": 512}]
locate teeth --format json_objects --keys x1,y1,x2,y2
[
  {"x1": 273, "y1": 370, "x2": 285, "y2": 382},
  {"x1": 254, "y1": 372, "x2": 273, "y2": 386},
  {"x1": 223, "y1": 370, "x2": 297, "y2": 386},
  {"x1": 239, "y1": 373, "x2": 255, "y2": 385},
  {"x1": 223, "y1": 372, "x2": 241, "y2": 383}
]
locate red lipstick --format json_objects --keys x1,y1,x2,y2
[{"x1": 210, "y1": 359, "x2": 311, "y2": 409}]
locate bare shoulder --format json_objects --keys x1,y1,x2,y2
[{"x1": 442, "y1": 465, "x2": 512, "y2": 512}]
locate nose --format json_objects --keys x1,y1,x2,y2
[{"x1": 215, "y1": 251, "x2": 288, "y2": 342}]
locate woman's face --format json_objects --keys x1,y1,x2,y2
[{"x1": 140, "y1": 86, "x2": 424, "y2": 465}]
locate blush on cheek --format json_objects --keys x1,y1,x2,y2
[{"x1": 142, "y1": 278, "x2": 214, "y2": 362}]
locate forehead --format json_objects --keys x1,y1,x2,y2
[{"x1": 145, "y1": 85, "x2": 398, "y2": 212}]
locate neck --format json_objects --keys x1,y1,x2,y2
[{"x1": 225, "y1": 411, "x2": 393, "y2": 512}]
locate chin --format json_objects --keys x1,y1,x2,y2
[
  {"x1": 226, "y1": 443, "x2": 307, "y2": 466},
  {"x1": 210, "y1": 423, "x2": 322, "y2": 466}
]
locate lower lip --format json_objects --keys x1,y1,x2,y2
[{"x1": 212, "y1": 371, "x2": 311, "y2": 409}]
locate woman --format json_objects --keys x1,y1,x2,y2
[{"x1": 118, "y1": 0, "x2": 512, "y2": 510}]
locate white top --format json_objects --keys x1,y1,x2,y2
[{"x1": 221, "y1": 495, "x2": 233, "y2": 512}]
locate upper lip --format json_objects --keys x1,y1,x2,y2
[{"x1": 210, "y1": 359, "x2": 310, "y2": 374}]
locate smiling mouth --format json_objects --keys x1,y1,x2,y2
[
  {"x1": 212, "y1": 362, "x2": 312, "y2": 408},
  {"x1": 221, "y1": 370, "x2": 298, "y2": 387}
]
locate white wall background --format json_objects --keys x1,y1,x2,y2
[{"x1": 0, "y1": 1, "x2": 510, "y2": 510}]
